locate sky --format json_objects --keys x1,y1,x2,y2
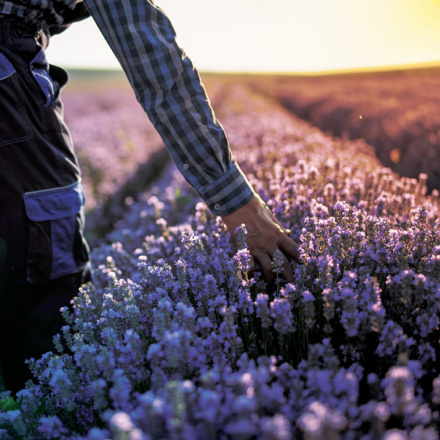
[{"x1": 45, "y1": 0, "x2": 440, "y2": 73}]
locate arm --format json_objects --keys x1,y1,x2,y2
[
  {"x1": 84, "y1": 0, "x2": 254, "y2": 215},
  {"x1": 83, "y1": 0, "x2": 299, "y2": 281}
]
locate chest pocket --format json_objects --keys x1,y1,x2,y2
[
  {"x1": 23, "y1": 181, "x2": 90, "y2": 283},
  {"x1": 0, "y1": 52, "x2": 33, "y2": 147}
]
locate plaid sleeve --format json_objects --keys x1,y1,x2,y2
[{"x1": 83, "y1": 0, "x2": 255, "y2": 215}]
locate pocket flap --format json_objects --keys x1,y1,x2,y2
[
  {"x1": 24, "y1": 181, "x2": 85, "y2": 221},
  {"x1": 0, "y1": 53, "x2": 15, "y2": 80}
]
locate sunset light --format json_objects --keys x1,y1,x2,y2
[{"x1": 45, "y1": 0, "x2": 440, "y2": 73}]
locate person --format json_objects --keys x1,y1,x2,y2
[{"x1": 0, "y1": 0, "x2": 299, "y2": 394}]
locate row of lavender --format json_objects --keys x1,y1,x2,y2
[
  {"x1": 2, "y1": 84, "x2": 440, "y2": 439},
  {"x1": 247, "y1": 71, "x2": 440, "y2": 191},
  {"x1": 62, "y1": 87, "x2": 168, "y2": 243},
  {"x1": 62, "y1": 87, "x2": 163, "y2": 213}
]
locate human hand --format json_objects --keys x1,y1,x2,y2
[{"x1": 221, "y1": 194, "x2": 300, "y2": 284}]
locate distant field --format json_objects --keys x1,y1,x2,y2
[
  {"x1": 235, "y1": 67, "x2": 440, "y2": 192},
  {"x1": 65, "y1": 67, "x2": 126, "y2": 82}
]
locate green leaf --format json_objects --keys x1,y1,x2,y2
[
  {"x1": 0, "y1": 395, "x2": 22, "y2": 412},
  {"x1": 35, "y1": 400, "x2": 46, "y2": 418}
]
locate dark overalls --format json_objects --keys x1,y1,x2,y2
[{"x1": 0, "y1": 17, "x2": 91, "y2": 393}]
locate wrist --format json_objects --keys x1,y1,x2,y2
[{"x1": 221, "y1": 194, "x2": 267, "y2": 231}]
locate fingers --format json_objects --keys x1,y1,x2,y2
[
  {"x1": 244, "y1": 231, "x2": 300, "y2": 285},
  {"x1": 221, "y1": 195, "x2": 301, "y2": 285},
  {"x1": 247, "y1": 255, "x2": 256, "y2": 280},
  {"x1": 253, "y1": 248, "x2": 295, "y2": 285},
  {"x1": 277, "y1": 250, "x2": 294, "y2": 283},
  {"x1": 254, "y1": 253, "x2": 275, "y2": 285},
  {"x1": 279, "y1": 233, "x2": 301, "y2": 263}
]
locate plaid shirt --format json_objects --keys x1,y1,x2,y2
[
  {"x1": 0, "y1": 0, "x2": 80, "y2": 26},
  {"x1": 0, "y1": 0, "x2": 255, "y2": 215}
]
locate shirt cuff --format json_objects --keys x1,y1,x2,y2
[{"x1": 198, "y1": 162, "x2": 256, "y2": 216}]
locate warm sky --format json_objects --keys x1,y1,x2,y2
[{"x1": 46, "y1": 0, "x2": 440, "y2": 73}]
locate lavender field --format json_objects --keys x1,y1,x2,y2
[
  {"x1": 1, "y1": 77, "x2": 440, "y2": 439},
  {"x1": 245, "y1": 68, "x2": 440, "y2": 192}
]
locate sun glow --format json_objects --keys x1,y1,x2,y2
[
  {"x1": 45, "y1": 0, "x2": 440, "y2": 73},
  {"x1": 419, "y1": 0, "x2": 440, "y2": 23}
]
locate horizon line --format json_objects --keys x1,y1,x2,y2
[{"x1": 65, "y1": 59, "x2": 440, "y2": 77}]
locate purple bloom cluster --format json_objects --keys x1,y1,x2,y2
[{"x1": 1, "y1": 84, "x2": 440, "y2": 439}]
